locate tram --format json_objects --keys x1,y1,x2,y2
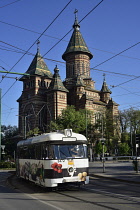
[{"x1": 16, "y1": 129, "x2": 89, "y2": 188}]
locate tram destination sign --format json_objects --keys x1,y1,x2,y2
[{"x1": 62, "y1": 137, "x2": 77, "y2": 141}]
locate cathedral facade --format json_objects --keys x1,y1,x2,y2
[{"x1": 17, "y1": 16, "x2": 120, "y2": 139}]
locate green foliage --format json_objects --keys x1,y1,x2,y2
[
  {"x1": 118, "y1": 142, "x2": 130, "y2": 156},
  {"x1": 26, "y1": 127, "x2": 41, "y2": 137},
  {"x1": 1, "y1": 125, "x2": 18, "y2": 160},
  {"x1": 0, "y1": 161, "x2": 15, "y2": 169},
  {"x1": 50, "y1": 106, "x2": 93, "y2": 135},
  {"x1": 120, "y1": 108, "x2": 140, "y2": 134},
  {"x1": 95, "y1": 141, "x2": 107, "y2": 155}
]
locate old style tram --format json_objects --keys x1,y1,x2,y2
[{"x1": 16, "y1": 129, "x2": 89, "y2": 188}]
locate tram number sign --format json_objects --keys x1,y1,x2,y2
[{"x1": 58, "y1": 159, "x2": 65, "y2": 162}]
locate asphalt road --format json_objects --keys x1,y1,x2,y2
[{"x1": 0, "y1": 162, "x2": 140, "y2": 210}]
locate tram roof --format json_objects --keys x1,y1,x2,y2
[{"x1": 17, "y1": 130, "x2": 87, "y2": 147}]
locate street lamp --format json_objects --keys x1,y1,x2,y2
[
  {"x1": 0, "y1": 145, "x2": 5, "y2": 161},
  {"x1": 100, "y1": 138, "x2": 106, "y2": 173},
  {"x1": 16, "y1": 114, "x2": 33, "y2": 139}
]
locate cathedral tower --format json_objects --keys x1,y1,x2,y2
[
  {"x1": 62, "y1": 11, "x2": 93, "y2": 80},
  {"x1": 17, "y1": 42, "x2": 53, "y2": 136}
]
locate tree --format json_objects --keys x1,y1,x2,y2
[
  {"x1": 1, "y1": 125, "x2": 19, "y2": 160},
  {"x1": 95, "y1": 141, "x2": 107, "y2": 156},
  {"x1": 93, "y1": 110, "x2": 120, "y2": 155},
  {"x1": 26, "y1": 127, "x2": 41, "y2": 137},
  {"x1": 50, "y1": 105, "x2": 93, "y2": 136},
  {"x1": 118, "y1": 142, "x2": 130, "y2": 156},
  {"x1": 119, "y1": 108, "x2": 140, "y2": 155}
]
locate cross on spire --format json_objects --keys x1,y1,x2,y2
[
  {"x1": 37, "y1": 40, "x2": 40, "y2": 53},
  {"x1": 74, "y1": 9, "x2": 78, "y2": 19},
  {"x1": 103, "y1": 73, "x2": 106, "y2": 81}
]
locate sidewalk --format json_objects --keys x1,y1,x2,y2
[{"x1": 89, "y1": 160, "x2": 140, "y2": 184}]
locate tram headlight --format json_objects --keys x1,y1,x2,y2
[{"x1": 68, "y1": 167, "x2": 74, "y2": 173}]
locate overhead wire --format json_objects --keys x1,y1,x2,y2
[
  {"x1": 93, "y1": 42, "x2": 140, "y2": 69},
  {"x1": 1, "y1": 20, "x2": 140, "y2": 61},
  {"x1": 1, "y1": 0, "x2": 104, "y2": 98},
  {"x1": 42, "y1": 0, "x2": 105, "y2": 58},
  {"x1": 1, "y1": 39, "x2": 140, "y2": 78},
  {"x1": 0, "y1": 0, "x2": 73, "y2": 98},
  {"x1": 1, "y1": 40, "x2": 140, "y2": 81},
  {"x1": 1, "y1": 0, "x2": 72, "y2": 83},
  {"x1": 0, "y1": 20, "x2": 68, "y2": 42},
  {"x1": 0, "y1": 0, "x2": 21, "y2": 8},
  {"x1": 2, "y1": 0, "x2": 140, "y2": 110}
]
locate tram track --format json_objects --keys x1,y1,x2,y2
[
  {"x1": 89, "y1": 175, "x2": 140, "y2": 196},
  {"x1": 8, "y1": 173, "x2": 140, "y2": 209}
]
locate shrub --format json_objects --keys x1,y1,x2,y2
[{"x1": 0, "y1": 161, "x2": 16, "y2": 169}]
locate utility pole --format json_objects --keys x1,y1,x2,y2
[
  {"x1": 0, "y1": 70, "x2": 30, "y2": 76},
  {"x1": 0, "y1": 70, "x2": 30, "y2": 160},
  {"x1": 100, "y1": 115, "x2": 106, "y2": 173},
  {"x1": 0, "y1": 89, "x2": 1, "y2": 161}
]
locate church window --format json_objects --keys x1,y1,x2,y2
[
  {"x1": 31, "y1": 81, "x2": 33, "y2": 87},
  {"x1": 27, "y1": 94, "x2": 31, "y2": 99},
  {"x1": 86, "y1": 63, "x2": 89, "y2": 76},
  {"x1": 72, "y1": 64, "x2": 74, "y2": 76},
  {"x1": 38, "y1": 80, "x2": 41, "y2": 86},
  {"x1": 81, "y1": 62, "x2": 84, "y2": 74}
]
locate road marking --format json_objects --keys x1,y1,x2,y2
[
  {"x1": 26, "y1": 193, "x2": 65, "y2": 210},
  {"x1": 83, "y1": 186, "x2": 140, "y2": 202}
]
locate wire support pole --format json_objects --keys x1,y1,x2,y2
[{"x1": 0, "y1": 70, "x2": 30, "y2": 76}]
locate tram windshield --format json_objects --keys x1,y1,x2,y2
[{"x1": 54, "y1": 144, "x2": 87, "y2": 159}]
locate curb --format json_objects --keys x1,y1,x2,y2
[{"x1": 90, "y1": 173, "x2": 140, "y2": 184}]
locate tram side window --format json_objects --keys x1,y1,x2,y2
[
  {"x1": 35, "y1": 144, "x2": 41, "y2": 160},
  {"x1": 17, "y1": 146, "x2": 29, "y2": 159},
  {"x1": 41, "y1": 143, "x2": 48, "y2": 159},
  {"x1": 48, "y1": 145, "x2": 54, "y2": 159},
  {"x1": 28, "y1": 145, "x2": 35, "y2": 159}
]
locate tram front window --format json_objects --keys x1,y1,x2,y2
[{"x1": 54, "y1": 145, "x2": 87, "y2": 159}]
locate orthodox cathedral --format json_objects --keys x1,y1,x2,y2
[{"x1": 17, "y1": 14, "x2": 119, "y2": 138}]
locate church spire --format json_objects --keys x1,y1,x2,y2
[
  {"x1": 62, "y1": 10, "x2": 93, "y2": 61},
  {"x1": 101, "y1": 74, "x2": 112, "y2": 93},
  {"x1": 73, "y1": 9, "x2": 80, "y2": 30},
  {"x1": 48, "y1": 66, "x2": 68, "y2": 92},
  {"x1": 20, "y1": 41, "x2": 53, "y2": 80}
]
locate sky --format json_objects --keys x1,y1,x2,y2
[{"x1": 0, "y1": 0, "x2": 140, "y2": 127}]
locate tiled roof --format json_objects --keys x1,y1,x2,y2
[
  {"x1": 20, "y1": 50, "x2": 53, "y2": 80},
  {"x1": 101, "y1": 77, "x2": 112, "y2": 93},
  {"x1": 62, "y1": 17, "x2": 93, "y2": 60},
  {"x1": 48, "y1": 66, "x2": 69, "y2": 92}
]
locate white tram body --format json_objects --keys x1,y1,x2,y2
[{"x1": 16, "y1": 129, "x2": 89, "y2": 187}]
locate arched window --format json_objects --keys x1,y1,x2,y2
[{"x1": 38, "y1": 80, "x2": 41, "y2": 86}]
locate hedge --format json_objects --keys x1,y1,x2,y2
[{"x1": 0, "y1": 161, "x2": 16, "y2": 169}]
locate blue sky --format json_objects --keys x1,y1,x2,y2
[{"x1": 0, "y1": 0, "x2": 140, "y2": 127}]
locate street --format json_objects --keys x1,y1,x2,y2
[{"x1": 0, "y1": 162, "x2": 140, "y2": 210}]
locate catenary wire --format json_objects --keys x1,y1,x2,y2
[
  {"x1": 1, "y1": 0, "x2": 104, "y2": 98},
  {"x1": 42, "y1": 0, "x2": 105, "y2": 58},
  {"x1": 1, "y1": 20, "x2": 140, "y2": 61},
  {"x1": 93, "y1": 42, "x2": 140, "y2": 69},
  {"x1": 0, "y1": 0, "x2": 73, "y2": 83},
  {"x1": 0, "y1": 0, "x2": 21, "y2": 8},
  {"x1": 1, "y1": 41, "x2": 140, "y2": 81}
]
